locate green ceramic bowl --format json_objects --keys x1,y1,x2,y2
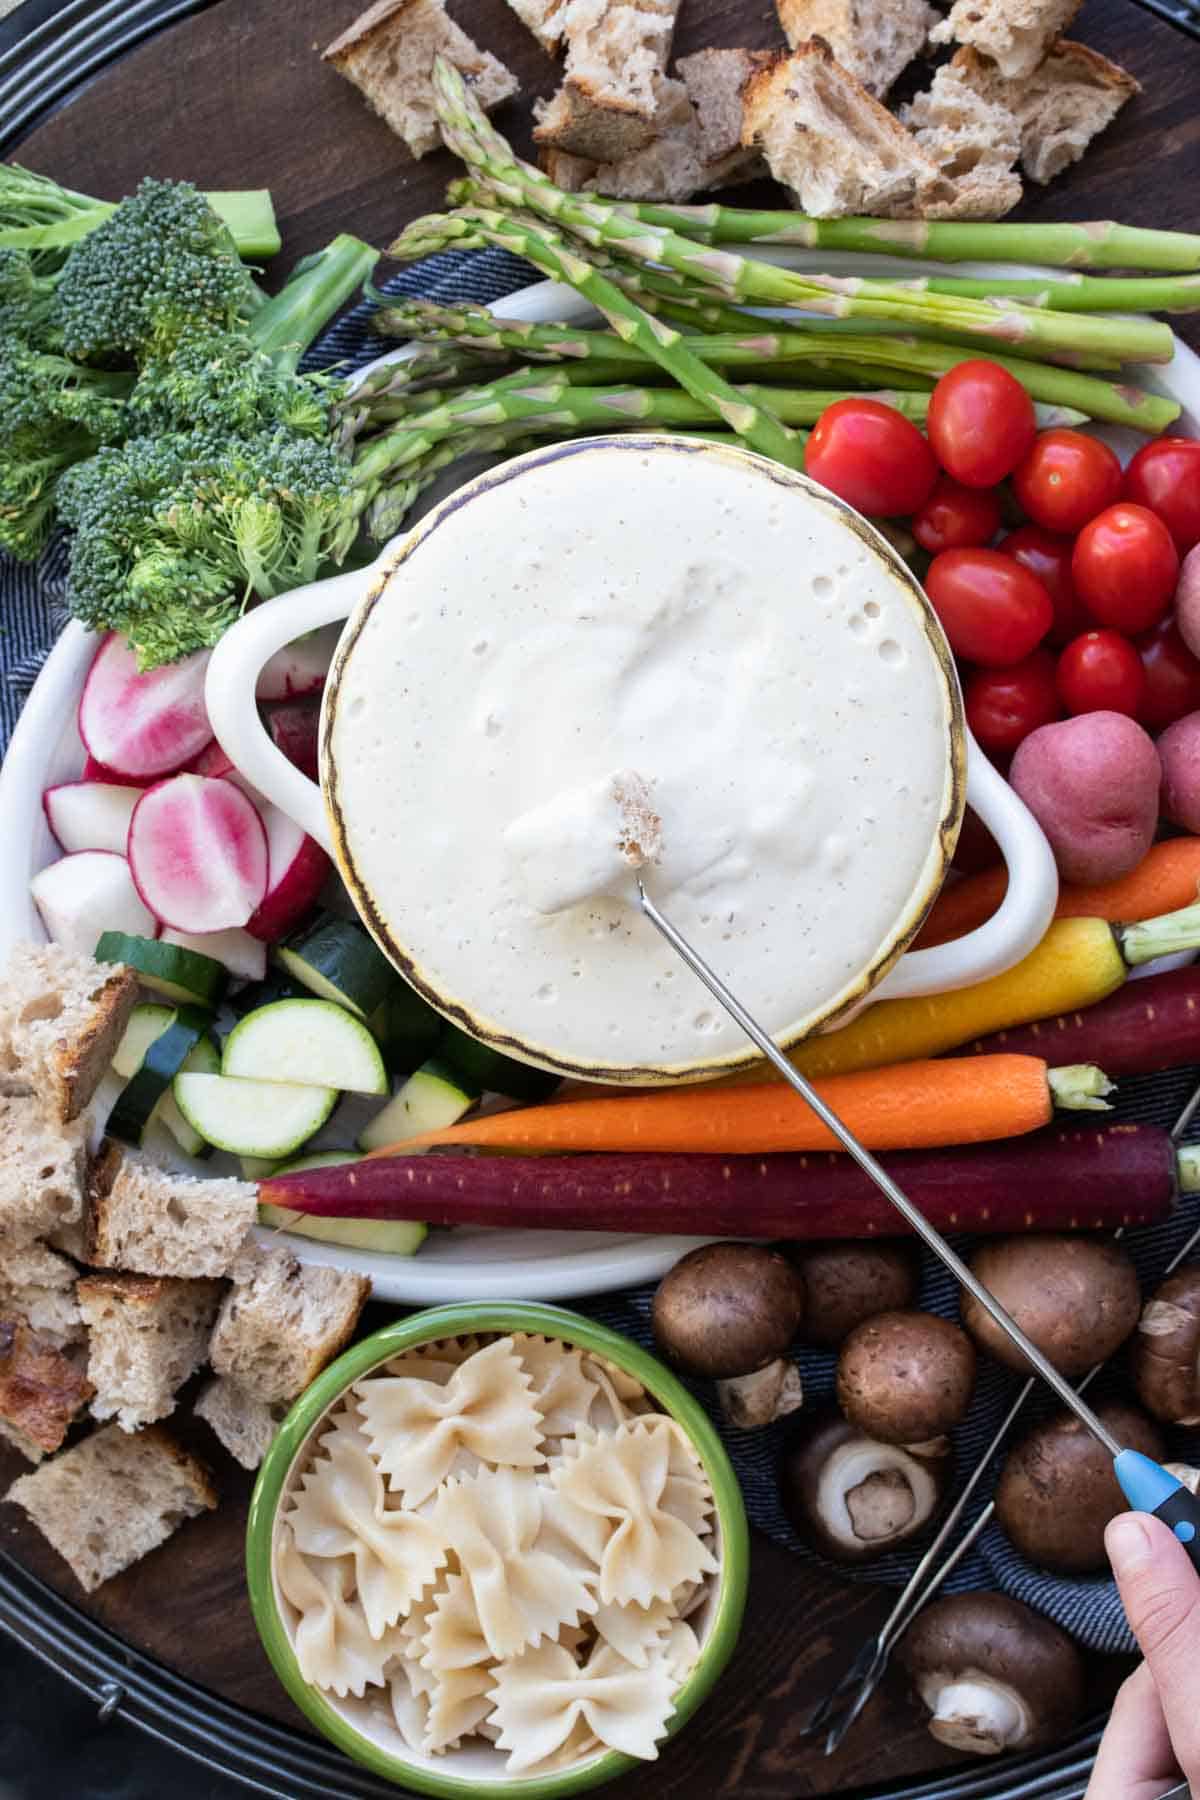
[{"x1": 246, "y1": 1301, "x2": 750, "y2": 1796}]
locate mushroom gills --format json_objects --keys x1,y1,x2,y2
[
  {"x1": 819, "y1": 1442, "x2": 940, "y2": 1552},
  {"x1": 918, "y1": 1672, "x2": 1032, "y2": 1755}
]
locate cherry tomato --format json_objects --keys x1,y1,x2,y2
[
  {"x1": 804, "y1": 399, "x2": 939, "y2": 518},
  {"x1": 913, "y1": 476, "x2": 1002, "y2": 554},
  {"x1": 965, "y1": 651, "x2": 1061, "y2": 755},
  {"x1": 1002, "y1": 524, "x2": 1091, "y2": 645},
  {"x1": 1123, "y1": 437, "x2": 1200, "y2": 554},
  {"x1": 1136, "y1": 616, "x2": 1200, "y2": 730},
  {"x1": 1012, "y1": 429, "x2": 1123, "y2": 534},
  {"x1": 1056, "y1": 629, "x2": 1146, "y2": 717},
  {"x1": 925, "y1": 549, "x2": 1054, "y2": 667},
  {"x1": 1071, "y1": 502, "x2": 1180, "y2": 634},
  {"x1": 926, "y1": 360, "x2": 1038, "y2": 489}
]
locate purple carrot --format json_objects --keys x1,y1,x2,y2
[{"x1": 965, "y1": 967, "x2": 1200, "y2": 1074}]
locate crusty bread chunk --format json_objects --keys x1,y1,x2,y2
[
  {"x1": 533, "y1": 0, "x2": 684, "y2": 161},
  {"x1": 0, "y1": 1243, "x2": 83, "y2": 1348},
  {"x1": 504, "y1": 0, "x2": 567, "y2": 53},
  {"x1": 0, "y1": 1317, "x2": 93, "y2": 1463},
  {"x1": 0, "y1": 943, "x2": 137, "y2": 1123},
  {"x1": 78, "y1": 1273, "x2": 222, "y2": 1432},
  {"x1": 775, "y1": 0, "x2": 937, "y2": 98},
  {"x1": 742, "y1": 44, "x2": 952, "y2": 219},
  {"x1": 951, "y1": 42, "x2": 1139, "y2": 185},
  {"x1": 209, "y1": 1246, "x2": 370, "y2": 1405},
  {"x1": 677, "y1": 49, "x2": 770, "y2": 184},
  {"x1": 7, "y1": 1422, "x2": 216, "y2": 1592},
  {"x1": 929, "y1": 0, "x2": 1082, "y2": 80},
  {"x1": 195, "y1": 1376, "x2": 285, "y2": 1471},
  {"x1": 901, "y1": 59, "x2": 1022, "y2": 219},
  {"x1": 0, "y1": 1095, "x2": 87, "y2": 1248},
  {"x1": 323, "y1": 0, "x2": 518, "y2": 160},
  {"x1": 86, "y1": 1142, "x2": 257, "y2": 1279}
]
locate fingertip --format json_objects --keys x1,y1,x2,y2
[{"x1": 1107, "y1": 1512, "x2": 1154, "y2": 1576}]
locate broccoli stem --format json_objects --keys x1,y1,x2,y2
[
  {"x1": 204, "y1": 191, "x2": 281, "y2": 260},
  {"x1": 0, "y1": 164, "x2": 281, "y2": 263},
  {"x1": 251, "y1": 234, "x2": 380, "y2": 369}
]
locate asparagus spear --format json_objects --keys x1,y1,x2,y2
[{"x1": 896, "y1": 272, "x2": 1200, "y2": 314}]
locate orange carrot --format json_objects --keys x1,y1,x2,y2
[
  {"x1": 368, "y1": 1055, "x2": 1104, "y2": 1158},
  {"x1": 916, "y1": 839, "x2": 1200, "y2": 950}
]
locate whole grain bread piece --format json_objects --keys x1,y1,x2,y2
[
  {"x1": 950, "y1": 42, "x2": 1139, "y2": 185},
  {"x1": 6, "y1": 1422, "x2": 216, "y2": 1592},
  {"x1": 86, "y1": 1141, "x2": 257, "y2": 1279},
  {"x1": 0, "y1": 1095, "x2": 87, "y2": 1248},
  {"x1": 775, "y1": 0, "x2": 938, "y2": 98},
  {"x1": 504, "y1": 0, "x2": 568, "y2": 53},
  {"x1": 0, "y1": 1317, "x2": 93, "y2": 1463},
  {"x1": 209, "y1": 1245, "x2": 370, "y2": 1405},
  {"x1": 194, "y1": 1376, "x2": 286, "y2": 1471},
  {"x1": 323, "y1": 0, "x2": 518, "y2": 160},
  {"x1": 742, "y1": 43, "x2": 954, "y2": 220},
  {"x1": 533, "y1": 0, "x2": 684, "y2": 161},
  {"x1": 0, "y1": 1242, "x2": 83, "y2": 1348},
  {"x1": 900, "y1": 58, "x2": 1022, "y2": 219},
  {"x1": 677, "y1": 48, "x2": 770, "y2": 185},
  {"x1": 0, "y1": 943, "x2": 137, "y2": 1123},
  {"x1": 929, "y1": 0, "x2": 1083, "y2": 80},
  {"x1": 78, "y1": 1272, "x2": 223, "y2": 1432}
]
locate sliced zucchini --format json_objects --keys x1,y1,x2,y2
[
  {"x1": 222, "y1": 998, "x2": 387, "y2": 1095},
  {"x1": 228, "y1": 968, "x2": 309, "y2": 1017},
  {"x1": 370, "y1": 984, "x2": 443, "y2": 1075},
  {"x1": 358, "y1": 1056, "x2": 479, "y2": 1152},
  {"x1": 173, "y1": 1071, "x2": 337, "y2": 1160},
  {"x1": 273, "y1": 1150, "x2": 367, "y2": 1175},
  {"x1": 158, "y1": 1034, "x2": 220, "y2": 1157},
  {"x1": 276, "y1": 915, "x2": 399, "y2": 1020},
  {"x1": 241, "y1": 1155, "x2": 279, "y2": 1181},
  {"x1": 258, "y1": 1199, "x2": 427, "y2": 1256},
  {"x1": 438, "y1": 1022, "x2": 561, "y2": 1104},
  {"x1": 95, "y1": 931, "x2": 226, "y2": 1009},
  {"x1": 105, "y1": 1005, "x2": 211, "y2": 1147},
  {"x1": 111, "y1": 1003, "x2": 176, "y2": 1081}
]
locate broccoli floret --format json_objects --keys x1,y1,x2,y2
[
  {"x1": 0, "y1": 247, "x2": 59, "y2": 341},
  {"x1": 127, "y1": 331, "x2": 335, "y2": 439}
]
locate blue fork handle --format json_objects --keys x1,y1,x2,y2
[{"x1": 1115, "y1": 1451, "x2": 1200, "y2": 1573}]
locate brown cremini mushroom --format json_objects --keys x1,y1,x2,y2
[
  {"x1": 652, "y1": 1243, "x2": 805, "y2": 1425},
  {"x1": 1131, "y1": 1264, "x2": 1200, "y2": 1425},
  {"x1": 995, "y1": 1399, "x2": 1164, "y2": 1574},
  {"x1": 778, "y1": 1410, "x2": 951, "y2": 1564},
  {"x1": 791, "y1": 1241, "x2": 919, "y2": 1349},
  {"x1": 960, "y1": 1235, "x2": 1140, "y2": 1377},
  {"x1": 899, "y1": 1592, "x2": 1085, "y2": 1756},
  {"x1": 836, "y1": 1310, "x2": 976, "y2": 1447}
]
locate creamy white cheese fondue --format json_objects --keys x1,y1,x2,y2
[{"x1": 327, "y1": 439, "x2": 960, "y2": 1079}]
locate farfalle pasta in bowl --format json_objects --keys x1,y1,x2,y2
[{"x1": 246, "y1": 1302, "x2": 749, "y2": 1794}]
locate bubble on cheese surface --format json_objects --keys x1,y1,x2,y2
[{"x1": 505, "y1": 770, "x2": 663, "y2": 915}]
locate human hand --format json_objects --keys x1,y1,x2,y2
[{"x1": 1085, "y1": 1511, "x2": 1200, "y2": 1799}]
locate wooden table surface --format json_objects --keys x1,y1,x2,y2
[{"x1": 6, "y1": 0, "x2": 1200, "y2": 1793}]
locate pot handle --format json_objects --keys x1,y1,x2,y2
[
  {"x1": 871, "y1": 732, "x2": 1059, "y2": 1002},
  {"x1": 204, "y1": 568, "x2": 367, "y2": 856}
]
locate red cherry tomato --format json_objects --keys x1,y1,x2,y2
[
  {"x1": 913, "y1": 477, "x2": 1002, "y2": 554},
  {"x1": 925, "y1": 549, "x2": 1054, "y2": 667},
  {"x1": 965, "y1": 651, "x2": 1061, "y2": 755},
  {"x1": 1002, "y1": 524, "x2": 1091, "y2": 645},
  {"x1": 1056, "y1": 630, "x2": 1146, "y2": 717},
  {"x1": 926, "y1": 360, "x2": 1038, "y2": 489},
  {"x1": 1136, "y1": 616, "x2": 1200, "y2": 730},
  {"x1": 1071, "y1": 502, "x2": 1180, "y2": 634},
  {"x1": 1012, "y1": 429, "x2": 1123, "y2": 534},
  {"x1": 1123, "y1": 437, "x2": 1200, "y2": 554},
  {"x1": 804, "y1": 399, "x2": 939, "y2": 518}
]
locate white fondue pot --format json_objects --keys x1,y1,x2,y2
[{"x1": 208, "y1": 436, "x2": 1057, "y2": 1086}]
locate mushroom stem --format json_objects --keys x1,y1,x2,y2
[
  {"x1": 924, "y1": 1677, "x2": 1031, "y2": 1755},
  {"x1": 844, "y1": 1467, "x2": 916, "y2": 1541},
  {"x1": 717, "y1": 1358, "x2": 803, "y2": 1428}
]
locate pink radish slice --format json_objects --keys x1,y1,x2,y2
[
  {"x1": 44, "y1": 781, "x2": 141, "y2": 855},
  {"x1": 78, "y1": 634, "x2": 214, "y2": 779},
  {"x1": 31, "y1": 851, "x2": 157, "y2": 956},
  {"x1": 81, "y1": 754, "x2": 155, "y2": 787},
  {"x1": 186, "y1": 739, "x2": 235, "y2": 779},
  {"x1": 245, "y1": 802, "x2": 330, "y2": 942},
  {"x1": 256, "y1": 627, "x2": 340, "y2": 702},
  {"x1": 266, "y1": 700, "x2": 321, "y2": 781},
  {"x1": 128, "y1": 776, "x2": 268, "y2": 932},
  {"x1": 161, "y1": 926, "x2": 267, "y2": 982}
]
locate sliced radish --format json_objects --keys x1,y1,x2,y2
[
  {"x1": 185, "y1": 740, "x2": 235, "y2": 780},
  {"x1": 82, "y1": 754, "x2": 155, "y2": 788},
  {"x1": 44, "y1": 781, "x2": 141, "y2": 855},
  {"x1": 31, "y1": 851, "x2": 157, "y2": 956},
  {"x1": 266, "y1": 700, "x2": 321, "y2": 782},
  {"x1": 128, "y1": 776, "x2": 268, "y2": 933},
  {"x1": 161, "y1": 926, "x2": 268, "y2": 983},
  {"x1": 78, "y1": 633, "x2": 214, "y2": 780},
  {"x1": 245, "y1": 801, "x2": 330, "y2": 942},
  {"x1": 256, "y1": 627, "x2": 340, "y2": 702}
]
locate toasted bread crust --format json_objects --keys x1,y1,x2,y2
[
  {"x1": 50, "y1": 966, "x2": 138, "y2": 1123},
  {"x1": 0, "y1": 1316, "x2": 93, "y2": 1457}
]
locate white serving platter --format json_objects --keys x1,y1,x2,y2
[{"x1": 3, "y1": 250, "x2": 1198, "y2": 1303}]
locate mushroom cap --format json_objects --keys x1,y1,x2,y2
[
  {"x1": 778, "y1": 1409, "x2": 951, "y2": 1564},
  {"x1": 995, "y1": 1399, "x2": 1164, "y2": 1574},
  {"x1": 899, "y1": 1592, "x2": 1085, "y2": 1754},
  {"x1": 651, "y1": 1242, "x2": 805, "y2": 1380},
  {"x1": 1132, "y1": 1263, "x2": 1200, "y2": 1425},
  {"x1": 835, "y1": 1310, "x2": 976, "y2": 1445},
  {"x1": 961, "y1": 1235, "x2": 1140, "y2": 1378},
  {"x1": 793, "y1": 1240, "x2": 919, "y2": 1348}
]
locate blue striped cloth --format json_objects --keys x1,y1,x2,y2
[{"x1": 6, "y1": 245, "x2": 1199, "y2": 1655}]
